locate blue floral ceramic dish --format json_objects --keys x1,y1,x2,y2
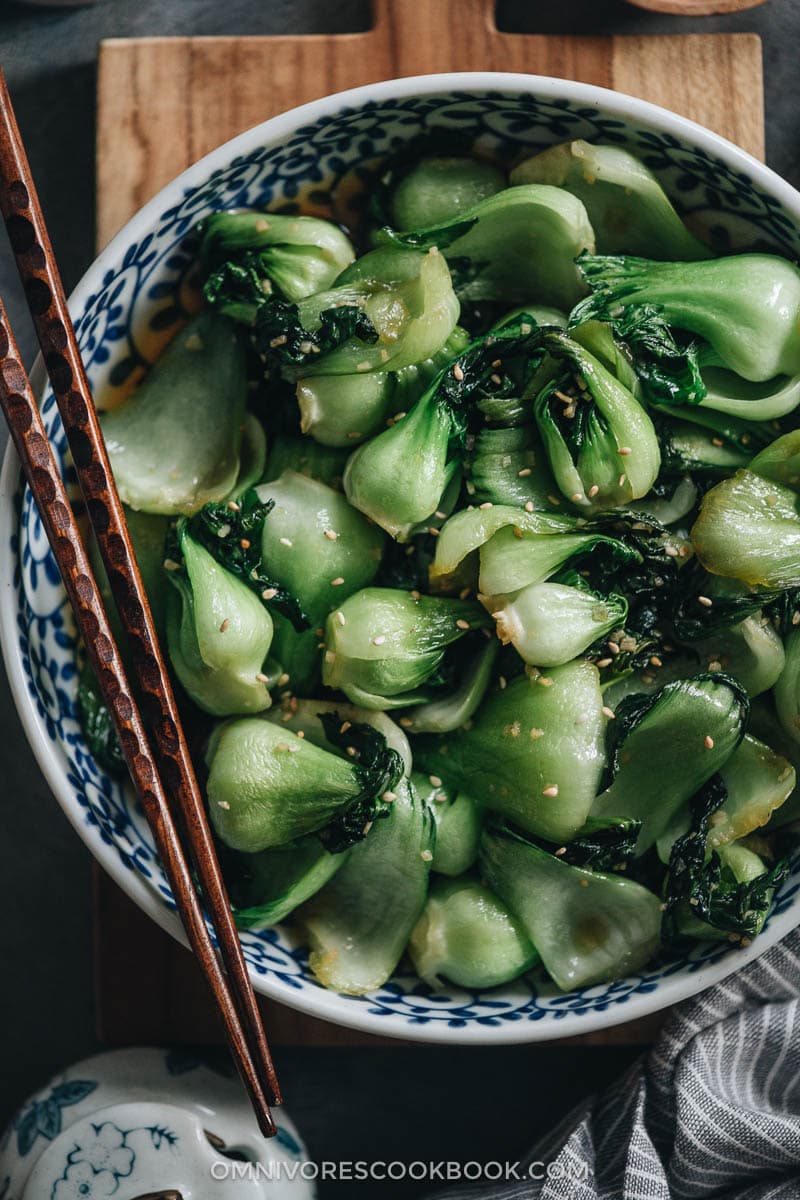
[{"x1": 2, "y1": 74, "x2": 798, "y2": 1043}]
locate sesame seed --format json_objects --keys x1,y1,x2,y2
[
  {"x1": 434, "y1": 510, "x2": 447, "y2": 520},
  {"x1": 279, "y1": 536, "x2": 292, "y2": 547},
  {"x1": 704, "y1": 735, "x2": 715, "y2": 749},
  {"x1": 649, "y1": 656, "x2": 663, "y2": 668},
  {"x1": 255, "y1": 672, "x2": 270, "y2": 683},
  {"x1": 330, "y1": 577, "x2": 345, "y2": 586},
  {"x1": 479, "y1": 501, "x2": 493, "y2": 510},
  {"x1": 456, "y1": 619, "x2": 471, "y2": 630},
  {"x1": 499, "y1": 675, "x2": 507, "y2": 690},
  {"x1": 698, "y1": 595, "x2": 714, "y2": 607},
  {"x1": 588, "y1": 485, "x2": 599, "y2": 499},
  {"x1": 296, "y1": 730, "x2": 305, "y2": 739},
  {"x1": 520, "y1": 323, "x2": 532, "y2": 335},
  {"x1": 399, "y1": 716, "x2": 414, "y2": 728},
  {"x1": 270, "y1": 334, "x2": 287, "y2": 349},
  {"x1": 163, "y1": 558, "x2": 181, "y2": 572},
  {"x1": 490, "y1": 373, "x2": 503, "y2": 386},
  {"x1": 347, "y1": 431, "x2": 362, "y2": 440},
  {"x1": 254, "y1": 218, "x2": 270, "y2": 232},
  {"x1": 547, "y1": 495, "x2": 561, "y2": 507},
  {"x1": 434, "y1": 792, "x2": 448, "y2": 804},
  {"x1": 429, "y1": 775, "x2": 443, "y2": 787},
  {"x1": 617, "y1": 446, "x2": 632, "y2": 456},
  {"x1": 382, "y1": 791, "x2": 397, "y2": 802},
  {"x1": 665, "y1": 545, "x2": 679, "y2": 558},
  {"x1": 421, "y1": 849, "x2": 434, "y2": 862},
  {"x1": 538, "y1": 676, "x2": 553, "y2": 687},
  {"x1": 491, "y1": 359, "x2": 502, "y2": 369},
  {"x1": 262, "y1": 587, "x2": 277, "y2": 600},
  {"x1": 356, "y1": 361, "x2": 371, "y2": 372},
  {"x1": 372, "y1": 635, "x2": 386, "y2": 645},
  {"x1": 555, "y1": 846, "x2": 567, "y2": 857},
  {"x1": 458, "y1": 587, "x2": 471, "y2": 600},
  {"x1": 524, "y1": 501, "x2": 535, "y2": 513},
  {"x1": 276, "y1": 742, "x2": 290, "y2": 753},
  {"x1": 571, "y1": 492, "x2": 584, "y2": 503},
  {"x1": 602, "y1": 706, "x2": 616, "y2": 720},
  {"x1": 324, "y1": 529, "x2": 338, "y2": 540},
  {"x1": 217, "y1": 523, "x2": 232, "y2": 539},
  {"x1": 346, "y1": 745, "x2": 358, "y2": 758},
  {"x1": 287, "y1": 743, "x2": 301, "y2": 753},
  {"x1": 336, "y1": 611, "x2": 346, "y2": 626},
  {"x1": 217, "y1": 800, "x2": 231, "y2": 810},
  {"x1": 618, "y1": 474, "x2": 627, "y2": 487},
  {"x1": 219, "y1": 618, "x2": 230, "y2": 633},
  {"x1": 452, "y1": 363, "x2": 465, "y2": 381},
  {"x1": 542, "y1": 784, "x2": 559, "y2": 797},
  {"x1": 608, "y1": 642, "x2": 620, "y2": 655},
  {"x1": 793, "y1": 612, "x2": 800, "y2": 626},
  {"x1": 712, "y1": 436, "x2": 724, "y2": 447},
  {"x1": 339, "y1": 721, "x2": 351, "y2": 733},
  {"x1": 324, "y1": 650, "x2": 336, "y2": 663},
  {"x1": 518, "y1": 467, "x2": 532, "y2": 477},
  {"x1": 411, "y1": 589, "x2": 422, "y2": 601},
  {"x1": 362, "y1": 820, "x2": 374, "y2": 836},
  {"x1": 277, "y1": 673, "x2": 290, "y2": 686},
  {"x1": 596, "y1": 657, "x2": 612, "y2": 668},
  {"x1": 428, "y1": 527, "x2": 441, "y2": 537},
  {"x1": 227, "y1": 500, "x2": 241, "y2": 512}
]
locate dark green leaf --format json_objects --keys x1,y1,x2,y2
[
  {"x1": 77, "y1": 664, "x2": 126, "y2": 776},
  {"x1": 184, "y1": 488, "x2": 310, "y2": 630},
  {"x1": 253, "y1": 298, "x2": 378, "y2": 367},
  {"x1": 316, "y1": 713, "x2": 404, "y2": 853}
]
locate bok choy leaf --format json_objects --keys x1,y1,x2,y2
[
  {"x1": 592, "y1": 674, "x2": 749, "y2": 853},
  {"x1": 409, "y1": 876, "x2": 537, "y2": 989},
  {"x1": 300, "y1": 776, "x2": 434, "y2": 994},
  {"x1": 414, "y1": 660, "x2": 606, "y2": 843},
  {"x1": 510, "y1": 141, "x2": 710, "y2": 260},
  {"x1": 101, "y1": 312, "x2": 248, "y2": 515},
  {"x1": 480, "y1": 822, "x2": 662, "y2": 989}
]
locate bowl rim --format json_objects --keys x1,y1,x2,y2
[{"x1": 3, "y1": 69, "x2": 799, "y2": 1044}]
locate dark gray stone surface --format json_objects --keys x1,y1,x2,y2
[{"x1": 0, "y1": 0, "x2": 796, "y2": 1189}]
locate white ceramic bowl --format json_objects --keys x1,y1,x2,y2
[{"x1": 3, "y1": 73, "x2": 799, "y2": 1043}]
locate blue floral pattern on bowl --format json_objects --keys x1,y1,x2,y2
[{"x1": 6, "y1": 80, "x2": 800, "y2": 1043}]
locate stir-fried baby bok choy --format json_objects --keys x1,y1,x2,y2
[
  {"x1": 207, "y1": 711, "x2": 404, "y2": 854},
  {"x1": 165, "y1": 520, "x2": 275, "y2": 716},
  {"x1": 101, "y1": 312, "x2": 248, "y2": 515},
  {"x1": 415, "y1": 660, "x2": 606, "y2": 843},
  {"x1": 202, "y1": 210, "x2": 356, "y2": 315},
  {"x1": 532, "y1": 328, "x2": 661, "y2": 509},
  {"x1": 409, "y1": 876, "x2": 538, "y2": 989},
  {"x1": 572, "y1": 252, "x2": 800, "y2": 411},
  {"x1": 322, "y1": 588, "x2": 492, "y2": 710},
  {"x1": 299, "y1": 776, "x2": 434, "y2": 994},
  {"x1": 593, "y1": 674, "x2": 749, "y2": 854},
  {"x1": 510, "y1": 140, "x2": 710, "y2": 260},
  {"x1": 77, "y1": 136, "x2": 800, "y2": 1000},
  {"x1": 343, "y1": 313, "x2": 549, "y2": 539},
  {"x1": 480, "y1": 823, "x2": 663, "y2": 989},
  {"x1": 378, "y1": 184, "x2": 595, "y2": 307}
]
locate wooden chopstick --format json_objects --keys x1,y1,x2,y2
[{"x1": 0, "y1": 70, "x2": 281, "y2": 1128}]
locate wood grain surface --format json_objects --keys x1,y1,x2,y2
[{"x1": 94, "y1": 0, "x2": 765, "y2": 1048}]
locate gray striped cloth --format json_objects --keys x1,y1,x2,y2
[{"x1": 436, "y1": 929, "x2": 800, "y2": 1199}]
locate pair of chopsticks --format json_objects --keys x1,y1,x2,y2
[{"x1": 0, "y1": 70, "x2": 280, "y2": 1135}]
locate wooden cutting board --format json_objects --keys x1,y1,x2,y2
[{"x1": 93, "y1": 1, "x2": 764, "y2": 1048}]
